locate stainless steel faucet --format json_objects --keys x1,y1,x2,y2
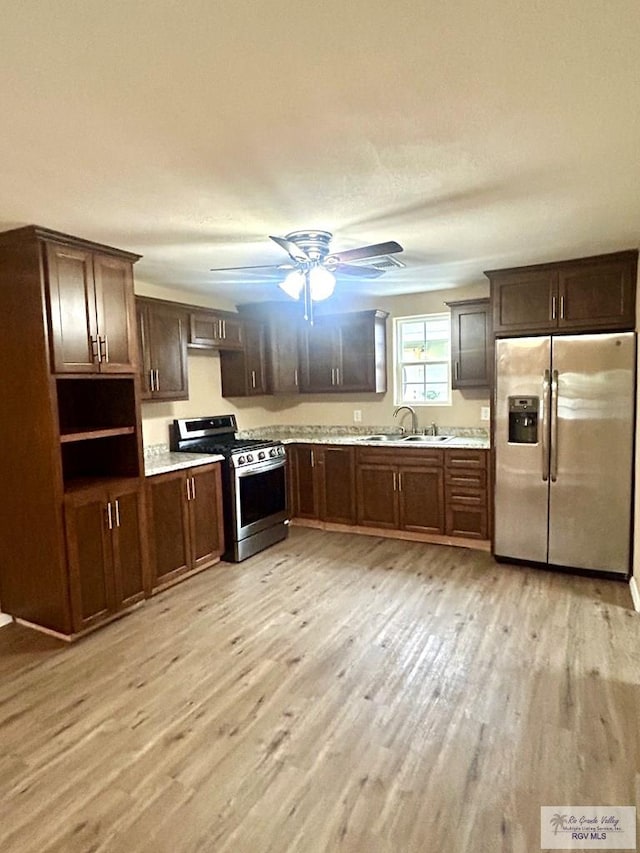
[
  {"x1": 429, "y1": 421, "x2": 438, "y2": 436},
  {"x1": 393, "y1": 405, "x2": 418, "y2": 434}
]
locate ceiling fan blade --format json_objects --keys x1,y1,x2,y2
[
  {"x1": 209, "y1": 263, "x2": 293, "y2": 272},
  {"x1": 269, "y1": 235, "x2": 311, "y2": 263},
  {"x1": 331, "y1": 240, "x2": 404, "y2": 263},
  {"x1": 335, "y1": 263, "x2": 385, "y2": 279}
]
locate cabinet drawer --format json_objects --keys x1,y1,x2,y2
[
  {"x1": 445, "y1": 468, "x2": 487, "y2": 489},
  {"x1": 445, "y1": 486, "x2": 485, "y2": 506},
  {"x1": 445, "y1": 505, "x2": 488, "y2": 539},
  {"x1": 444, "y1": 449, "x2": 487, "y2": 469},
  {"x1": 357, "y1": 446, "x2": 443, "y2": 467}
]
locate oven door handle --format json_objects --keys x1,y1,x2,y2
[{"x1": 235, "y1": 459, "x2": 286, "y2": 477}]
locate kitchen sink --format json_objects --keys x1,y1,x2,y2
[
  {"x1": 359, "y1": 434, "x2": 403, "y2": 441},
  {"x1": 401, "y1": 434, "x2": 454, "y2": 443}
]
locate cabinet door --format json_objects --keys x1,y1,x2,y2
[
  {"x1": 449, "y1": 299, "x2": 492, "y2": 388},
  {"x1": 46, "y1": 244, "x2": 99, "y2": 373},
  {"x1": 267, "y1": 315, "x2": 300, "y2": 394},
  {"x1": 136, "y1": 301, "x2": 153, "y2": 399},
  {"x1": 145, "y1": 302, "x2": 189, "y2": 401},
  {"x1": 558, "y1": 258, "x2": 636, "y2": 330},
  {"x1": 245, "y1": 324, "x2": 268, "y2": 395},
  {"x1": 189, "y1": 310, "x2": 244, "y2": 350},
  {"x1": 490, "y1": 270, "x2": 557, "y2": 334},
  {"x1": 398, "y1": 466, "x2": 444, "y2": 534},
  {"x1": 318, "y1": 446, "x2": 356, "y2": 524},
  {"x1": 110, "y1": 482, "x2": 146, "y2": 607},
  {"x1": 93, "y1": 254, "x2": 138, "y2": 373},
  {"x1": 337, "y1": 317, "x2": 375, "y2": 391},
  {"x1": 220, "y1": 323, "x2": 269, "y2": 396},
  {"x1": 147, "y1": 471, "x2": 191, "y2": 589},
  {"x1": 187, "y1": 464, "x2": 224, "y2": 570},
  {"x1": 356, "y1": 464, "x2": 398, "y2": 529},
  {"x1": 300, "y1": 321, "x2": 339, "y2": 391},
  {"x1": 289, "y1": 445, "x2": 320, "y2": 519},
  {"x1": 65, "y1": 490, "x2": 116, "y2": 632}
]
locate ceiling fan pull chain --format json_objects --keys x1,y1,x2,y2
[{"x1": 303, "y1": 270, "x2": 313, "y2": 325}]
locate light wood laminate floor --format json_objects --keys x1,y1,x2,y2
[{"x1": 0, "y1": 527, "x2": 638, "y2": 853}]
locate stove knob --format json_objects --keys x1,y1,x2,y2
[
  {"x1": 246, "y1": 454, "x2": 254, "y2": 463},
  {"x1": 258, "y1": 451, "x2": 265, "y2": 460},
  {"x1": 278, "y1": 446, "x2": 285, "y2": 455},
  {"x1": 269, "y1": 448, "x2": 277, "y2": 457},
  {"x1": 238, "y1": 455, "x2": 246, "y2": 465}
]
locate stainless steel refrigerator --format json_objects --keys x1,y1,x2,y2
[{"x1": 494, "y1": 332, "x2": 636, "y2": 576}]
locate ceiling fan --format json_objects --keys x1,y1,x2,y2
[{"x1": 209, "y1": 230, "x2": 404, "y2": 323}]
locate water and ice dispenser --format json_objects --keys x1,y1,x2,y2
[{"x1": 508, "y1": 396, "x2": 539, "y2": 444}]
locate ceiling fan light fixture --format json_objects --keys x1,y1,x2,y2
[
  {"x1": 279, "y1": 269, "x2": 304, "y2": 300},
  {"x1": 308, "y1": 265, "x2": 336, "y2": 301}
]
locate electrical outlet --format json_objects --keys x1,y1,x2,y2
[
  {"x1": 480, "y1": 406, "x2": 490, "y2": 422},
  {"x1": 353, "y1": 409, "x2": 362, "y2": 422}
]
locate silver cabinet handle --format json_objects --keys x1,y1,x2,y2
[
  {"x1": 454, "y1": 361, "x2": 460, "y2": 381},
  {"x1": 393, "y1": 471, "x2": 397, "y2": 491},
  {"x1": 542, "y1": 369, "x2": 550, "y2": 482},
  {"x1": 397, "y1": 472, "x2": 402, "y2": 492},
  {"x1": 331, "y1": 367, "x2": 335, "y2": 385},
  {"x1": 149, "y1": 369, "x2": 154, "y2": 391},
  {"x1": 251, "y1": 370, "x2": 256, "y2": 389},
  {"x1": 106, "y1": 502, "x2": 113, "y2": 530},
  {"x1": 550, "y1": 369, "x2": 559, "y2": 482},
  {"x1": 114, "y1": 499, "x2": 120, "y2": 528},
  {"x1": 186, "y1": 477, "x2": 192, "y2": 501},
  {"x1": 294, "y1": 368, "x2": 298, "y2": 387},
  {"x1": 222, "y1": 319, "x2": 226, "y2": 339},
  {"x1": 336, "y1": 367, "x2": 340, "y2": 385},
  {"x1": 91, "y1": 336, "x2": 100, "y2": 363},
  {"x1": 560, "y1": 295, "x2": 565, "y2": 320},
  {"x1": 154, "y1": 369, "x2": 160, "y2": 391},
  {"x1": 99, "y1": 336, "x2": 109, "y2": 363},
  {"x1": 190, "y1": 476, "x2": 196, "y2": 500},
  {"x1": 310, "y1": 449, "x2": 315, "y2": 468},
  {"x1": 551, "y1": 295, "x2": 557, "y2": 320}
]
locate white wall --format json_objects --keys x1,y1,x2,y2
[{"x1": 137, "y1": 280, "x2": 491, "y2": 447}]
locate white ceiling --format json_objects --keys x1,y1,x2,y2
[{"x1": 2, "y1": 1, "x2": 640, "y2": 304}]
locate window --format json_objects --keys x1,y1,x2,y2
[{"x1": 394, "y1": 313, "x2": 451, "y2": 405}]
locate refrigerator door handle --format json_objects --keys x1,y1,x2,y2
[
  {"x1": 550, "y1": 369, "x2": 559, "y2": 482},
  {"x1": 542, "y1": 369, "x2": 551, "y2": 481}
]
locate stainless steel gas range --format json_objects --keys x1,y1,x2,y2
[{"x1": 170, "y1": 415, "x2": 288, "y2": 562}]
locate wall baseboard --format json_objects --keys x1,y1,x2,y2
[{"x1": 630, "y1": 576, "x2": 640, "y2": 613}]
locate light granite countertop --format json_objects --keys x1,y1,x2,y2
[
  {"x1": 237, "y1": 425, "x2": 490, "y2": 451},
  {"x1": 144, "y1": 447, "x2": 224, "y2": 477}
]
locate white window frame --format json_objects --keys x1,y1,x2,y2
[{"x1": 393, "y1": 313, "x2": 452, "y2": 406}]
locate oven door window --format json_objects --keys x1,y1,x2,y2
[{"x1": 238, "y1": 463, "x2": 286, "y2": 529}]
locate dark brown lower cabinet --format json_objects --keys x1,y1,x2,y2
[
  {"x1": 444, "y1": 449, "x2": 489, "y2": 539},
  {"x1": 289, "y1": 443, "x2": 489, "y2": 542},
  {"x1": 289, "y1": 444, "x2": 356, "y2": 524},
  {"x1": 64, "y1": 479, "x2": 146, "y2": 633},
  {"x1": 356, "y1": 448, "x2": 444, "y2": 535},
  {"x1": 146, "y1": 463, "x2": 224, "y2": 590}
]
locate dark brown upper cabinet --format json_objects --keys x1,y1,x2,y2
[
  {"x1": 44, "y1": 237, "x2": 139, "y2": 374},
  {"x1": 299, "y1": 310, "x2": 388, "y2": 393},
  {"x1": 487, "y1": 250, "x2": 638, "y2": 336},
  {"x1": 447, "y1": 298, "x2": 492, "y2": 389},
  {"x1": 220, "y1": 320, "x2": 269, "y2": 396},
  {"x1": 237, "y1": 302, "x2": 302, "y2": 395},
  {"x1": 136, "y1": 297, "x2": 189, "y2": 401},
  {"x1": 189, "y1": 309, "x2": 243, "y2": 350}
]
